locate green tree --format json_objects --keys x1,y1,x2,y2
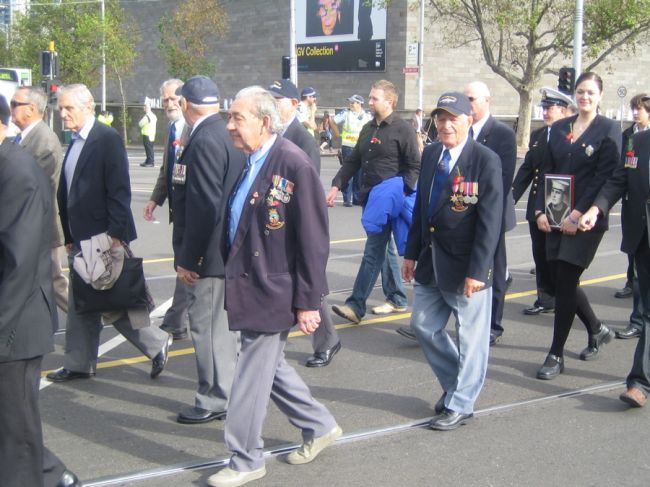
[
  {"x1": 158, "y1": 0, "x2": 229, "y2": 80},
  {"x1": 10, "y1": 0, "x2": 139, "y2": 139},
  {"x1": 426, "y1": 0, "x2": 650, "y2": 146}
]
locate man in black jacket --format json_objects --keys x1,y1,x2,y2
[
  {"x1": 512, "y1": 87, "x2": 573, "y2": 315},
  {"x1": 172, "y1": 76, "x2": 246, "y2": 424}
]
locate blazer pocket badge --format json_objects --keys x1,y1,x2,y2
[
  {"x1": 266, "y1": 207, "x2": 285, "y2": 230},
  {"x1": 584, "y1": 145, "x2": 594, "y2": 157}
]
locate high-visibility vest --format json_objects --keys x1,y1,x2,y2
[
  {"x1": 139, "y1": 112, "x2": 157, "y2": 141},
  {"x1": 341, "y1": 110, "x2": 371, "y2": 147}
]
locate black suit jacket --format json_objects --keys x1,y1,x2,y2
[
  {"x1": 172, "y1": 113, "x2": 246, "y2": 277},
  {"x1": 0, "y1": 140, "x2": 57, "y2": 361},
  {"x1": 283, "y1": 117, "x2": 321, "y2": 174},
  {"x1": 225, "y1": 137, "x2": 329, "y2": 332},
  {"x1": 475, "y1": 115, "x2": 517, "y2": 231},
  {"x1": 405, "y1": 139, "x2": 503, "y2": 293},
  {"x1": 535, "y1": 114, "x2": 622, "y2": 233},
  {"x1": 58, "y1": 120, "x2": 136, "y2": 245},
  {"x1": 512, "y1": 126, "x2": 548, "y2": 221},
  {"x1": 594, "y1": 129, "x2": 650, "y2": 254}
]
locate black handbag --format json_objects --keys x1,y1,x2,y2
[{"x1": 71, "y1": 257, "x2": 148, "y2": 313}]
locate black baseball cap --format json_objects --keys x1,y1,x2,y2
[
  {"x1": 268, "y1": 79, "x2": 300, "y2": 100},
  {"x1": 432, "y1": 92, "x2": 471, "y2": 117}
]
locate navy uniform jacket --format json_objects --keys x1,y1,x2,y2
[
  {"x1": 58, "y1": 120, "x2": 137, "y2": 245},
  {"x1": 535, "y1": 114, "x2": 622, "y2": 233},
  {"x1": 0, "y1": 140, "x2": 57, "y2": 361},
  {"x1": 172, "y1": 113, "x2": 246, "y2": 277},
  {"x1": 593, "y1": 130, "x2": 650, "y2": 255},
  {"x1": 512, "y1": 126, "x2": 548, "y2": 221},
  {"x1": 225, "y1": 136, "x2": 329, "y2": 332},
  {"x1": 405, "y1": 139, "x2": 503, "y2": 293},
  {"x1": 283, "y1": 117, "x2": 321, "y2": 174},
  {"x1": 475, "y1": 115, "x2": 517, "y2": 231}
]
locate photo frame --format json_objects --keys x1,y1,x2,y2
[{"x1": 544, "y1": 174, "x2": 575, "y2": 229}]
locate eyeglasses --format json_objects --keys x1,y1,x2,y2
[
  {"x1": 317, "y1": 4, "x2": 338, "y2": 17},
  {"x1": 10, "y1": 101, "x2": 31, "y2": 108}
]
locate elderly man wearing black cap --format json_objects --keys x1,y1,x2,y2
[
  {"x1": 171, "y1": 75, "x2": 246, "y2": 424},
  {"x1": 268, "y1": 79, "x2": 341, "y2": 367},
  {"x1": 297, "y1": 86, "x2": 319, "y2": 137},
  {"x1": 512, "y1": 87, "x2": 573, "y2": 316},
  {"x1": 402, "y1": 92, "x2": 503, "y2": 431}
]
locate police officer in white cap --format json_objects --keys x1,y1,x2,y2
[{"x1": 512, "y1": 87, "x2": 573, "y2": 315}]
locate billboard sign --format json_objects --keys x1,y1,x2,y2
[{"x1": 296, "y1": 0, "x2": 387, "y2": 72}]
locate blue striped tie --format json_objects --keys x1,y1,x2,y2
[{"x1": 427, "y1": 149, "x2": 451, "y2": 218}]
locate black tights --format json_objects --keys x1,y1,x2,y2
[{"x1": 549, "y1": 260, "x2": 601, "y2": 357}]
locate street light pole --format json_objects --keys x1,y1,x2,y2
[
  {"x1": 417, "y1": 0, "x2": 424, "y2": 110},
  {"x1": 573, "y1": 0, "x2": 583, "y2": 79},
  {"x1": 290, "y1": 0, "x2": 297, "y2": 86},
  {"x1": 101, "y1": 0, "x2": 106, "y2": 111}
]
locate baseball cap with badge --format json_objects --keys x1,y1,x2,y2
[
  {"x1": 176, "y1": 75, "x2": 220, "y2": 105},
  {"x1": 432, "y1": 92, "x2": 472, "y2": 117},
  {"x1": 301, "y1": 87, "x2": 319, "y2": 98},
  {"x1": 268, "y1": 79, "x2": 300, "y2": 100},
  {"x1": 348, "y1": 94, "x2": 364, "y2": 104}
]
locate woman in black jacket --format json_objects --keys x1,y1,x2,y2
[{"x1": 535, "y1": 72, "x2": 622, "y2": 379}]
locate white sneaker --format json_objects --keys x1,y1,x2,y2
[
  {"x1": 286, "y1": 425, "x2": 343, "y2": 465},
  {"x1": 207, "y1": 466, "x2": 267, "y2": 487},
  {"x1": 371, "y1": 302, "x2": 407, "y2": 315}
]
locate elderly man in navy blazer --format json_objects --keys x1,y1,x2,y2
[
  {"x1": 403, "y1": 92, "x2": 503, "y2": 431},
  {"x1": 47, "y1": 84, "x2": 172, "y2": 383},
  {"x1": 206, "y1": 86, "x2": 340, "y2": 487}
]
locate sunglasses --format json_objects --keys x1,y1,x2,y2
[{"x1": 10, "y1": 101, "x2": 31, "y2": 108}]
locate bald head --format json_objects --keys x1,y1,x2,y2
[{"x1": 464, "y1": 81, "x2": 491, "y2": 122}]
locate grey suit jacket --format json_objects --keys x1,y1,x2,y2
[
  {"x1": 0, "y1": 139, "x2": 57, "y2": 361},
  {"x1": 150, "y1": 121, "x2": 190, "y2": 222},
  {"x1": 20, "y1": 120, "x2": 65, "y2": 247}
]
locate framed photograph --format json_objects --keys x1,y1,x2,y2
[{"x1": 544, "y1": 174, "x2": 575, "y2": 229}]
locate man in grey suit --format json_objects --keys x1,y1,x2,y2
[
  {"x1": 46, "y1": 84, "x2": 172, "y2": 383},
  {"x1": 11, "y1": 86, "x2": 68, "y2": 313},
  {"x1": 171, "y1": 76, "x2": 244, "y2": 424},
  {"x1": 0, "y1": 95, "x2": 79, "y2": 487},
  {"x1": 143, "y1": 78, "x2": 190, "y2": 341}
]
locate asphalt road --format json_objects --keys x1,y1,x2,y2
[{"x1": 40, "y1": 147, "x2": 648, "y2": 487}]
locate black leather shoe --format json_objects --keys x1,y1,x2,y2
[
  {"x1": 615, "y1": 325, "x2": 641, "y2": 339},
  {"x1": 151, "y1": 334, "x2": 173, "y2": 378},
  {"x1": 579, "y1": 324, "x2": 614, "y2": 361},
  {"x1": 160, "y1": 323, "x2": 188, "y2": 341},
  {"x1": 177, "y1": 406, "x2": 226, "y2": 424},
  {"x1": 57, "y1": 470, "x2": 80, "y2": 487},
  {"x1": 396, "y1": 326, "x2": 417, "y2": 341},
  {"x1": 489, "y1": 329, "x2": 502, "y2": 346},
  {"x1": 536, "y1": 354, "x2": 564, "y2": 380},
  {"x1": 305, "y1": 341, "x2": 341, "y2": 367},
  {"x1": 615, "y1": 285, "x2": 633, "y2": 298},
  {"x1": 429, "y1": 408, "x2": 473, "y2": 431},
  {"x1": 139, "y1": 162, "x2": 154, "y2": 167},
  {"x1": 46, "y1": 368, "x2": 95, "y2": 382},
  {"x1": 434, "y1": 392, "x2": 447, "y2": 414},
  {"x1": 505, "y1": 274, "x2": 513, "y2": 291},
  {"x1": 523, "y1": 304, "x2": 554, "y2": 315}
]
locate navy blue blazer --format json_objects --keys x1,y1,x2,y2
[
  {"x1": 283, "y1": 117, "x2": 321, "y2": 174},
  {"x1": 224, "y1": 136, "x2": 329, "y2": 332},
  {"x1": 172, "y1": 113, "x2": 246, "y2": 277},
  {"x1": 405, "y1": 139, "x2": 503, "y2": 293},
  {"x1": 0, "y1": 140, "x2": 57, "y2": 361},
  {"x1": 594, "y1": 129, "x2": 650, "y2": 255},
  {"x1": 535, "y1": 114, "x2": 622, "y2": 233},
  {"x1": 475, "y1": 115, "x2": 517, "y2": 231},
  {"x1": 58, "y1": 120, "x2": 136, "y2": 245}
]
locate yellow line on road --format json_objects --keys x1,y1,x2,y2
[{"x1": 42, "y1": 272, "x2": 628, "y2": 378}]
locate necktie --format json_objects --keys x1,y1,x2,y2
[
  {"x1": 468, "y1": 126, "x2": 475, "y2": 140},
  {"x1": 13, "y1": 133, "x2": 22, "y2": 144},
  {"x1": 166, "y1": 123, "x2": 177, "y2": 194},
  {"x1": 427, "y1": 149, "x2": 451, "y2": 218}
]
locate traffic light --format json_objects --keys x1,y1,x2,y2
[
  {"x1": 558, "y1": 67, "x2": 575, "y2": 95},
  {"x1": 40, "y1": 79, "x2": 59, "y2": 104},
  {"x1": 282, "y1": 56, "x2": 290, "y2": 80}
]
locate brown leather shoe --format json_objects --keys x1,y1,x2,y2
[{"x1": 620, "y1": 387, "x2": 647, "y2": 408}]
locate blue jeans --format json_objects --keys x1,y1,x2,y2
[
  {"x1": 344, "y1": 224, "x2": 407, "y2": 317},
  {"x1": 340, "y1": 146, "x2": 361, "y2": 204}
]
